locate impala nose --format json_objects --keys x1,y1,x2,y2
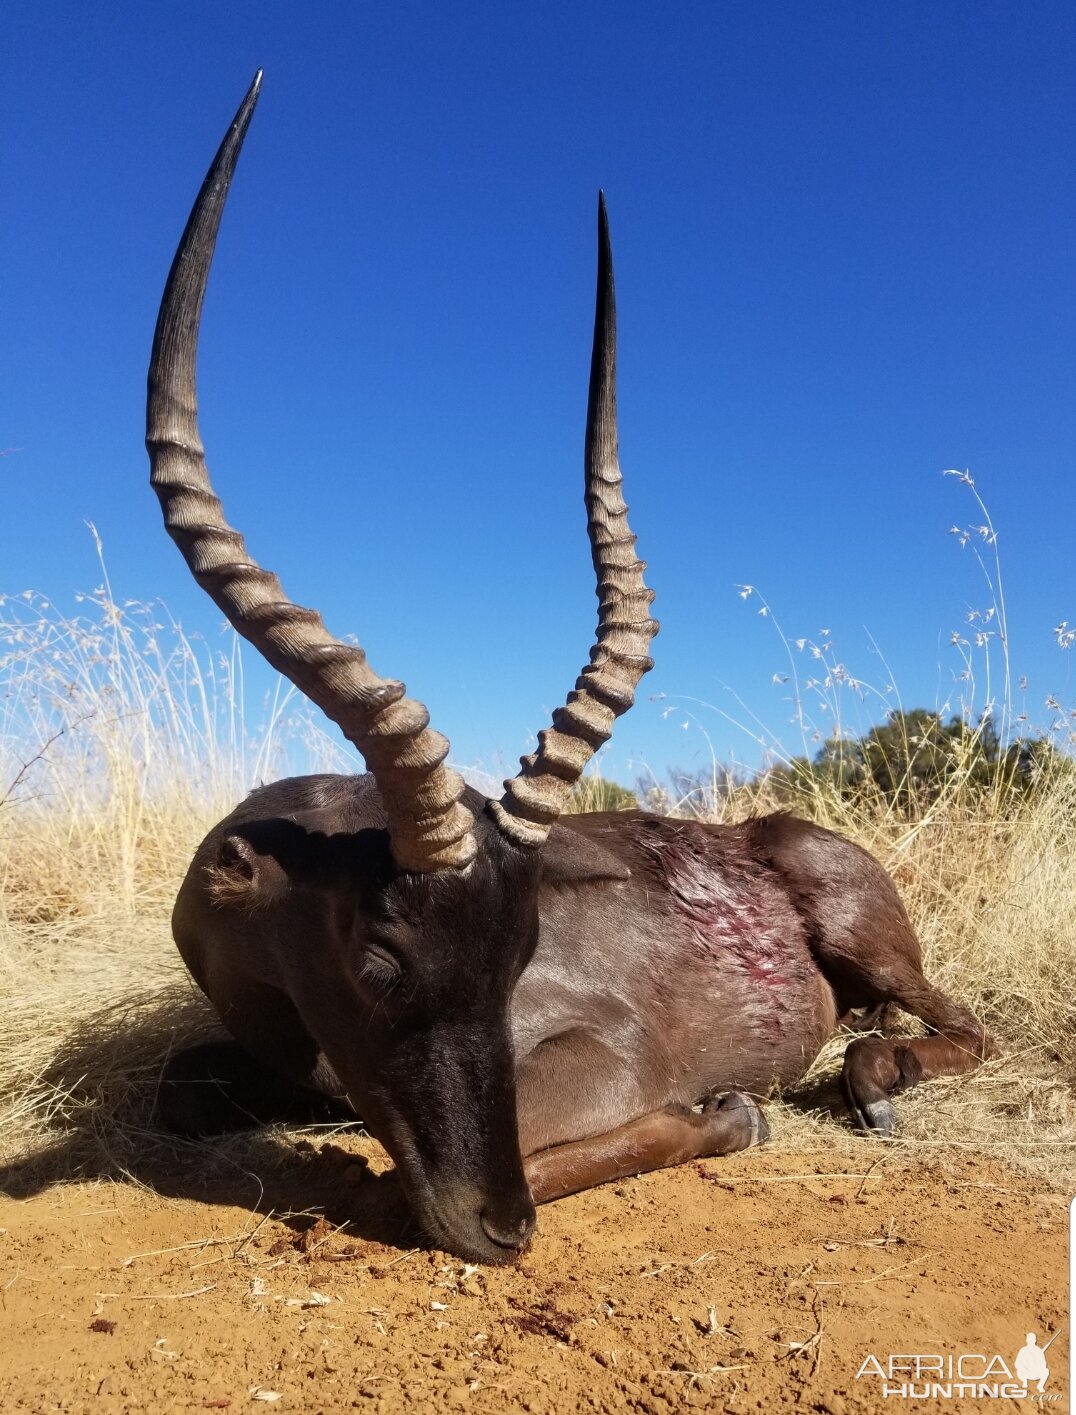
[{"x1": 480, "y1": 1203, "x2": 536, "y2": 1252}]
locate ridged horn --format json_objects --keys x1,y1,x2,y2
[
  {"x1": 146, "y1": 72, "x2": 475, "y2": 872},
  {"x1": 491, "y1": 193, "x2": 658, "y2": 847}
]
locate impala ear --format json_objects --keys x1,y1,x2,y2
[
  {"x1": 539, "y1": 824, "x2": 632, "y2": 887},
  {"x1": 205, "y1": 830, "x2": 291, "y2": 913},
  {"x1": 205, "y1": 818, "x2": 387, "y2": 912}
]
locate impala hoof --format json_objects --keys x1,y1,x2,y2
[
  {"x1": 855, "y1": 1096, "x2": 898, "y2": 1139},
  {"x1": 703, "y1": 1091, "x2": 770, "y2": 1150}
]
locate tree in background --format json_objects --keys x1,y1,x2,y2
[
  {"x1": 568, "y1": 776, "x2": 638, "y2": 814},
  {"x1": 776, "y1": 708, "x2": 1067, "y2": 810},
  {"x1": 568, "y1": 711, "x2": 1068, "y2": 822}
]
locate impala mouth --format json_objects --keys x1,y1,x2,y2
[
  {"x1": 414, "y1": 1186, "x2": 537, "y2": 1265},
  {"x1": 375, "y1": 1136, "x2": 536, "y2": 1263}
]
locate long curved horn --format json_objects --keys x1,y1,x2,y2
[
  {"x1": 491, "y1": 194, "x2": 658, "y2": 847},
  {"x1": 146, "y1": 73, "x2": 475, "y2": 872}
]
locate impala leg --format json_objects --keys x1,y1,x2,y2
[
  {"x1": 523, "y1": 1092, "x2": 767, "y2": 1205},
  {"x1": 156, "y1": 976, "x2": 350, "y2": 1136},
  {"x1": 157, "y1": 1039, "x2": 348, "y2": 1136},
  {"x1": 742, "y1": 813, "x2": 994, "y2": 1140},
  {"x1": 840, "y1": 972, "x2": 994, "y2": 1138}
]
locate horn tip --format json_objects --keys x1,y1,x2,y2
[
  {"x1": 237, "y1": 71, "x2": 263, "y2": 121},
  {"x1": 596, "y1": 192, "x2": 612, "y2": 266}
]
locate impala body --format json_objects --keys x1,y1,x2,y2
[{"x1": 151, "y1": 74, "x2": 992, "y2": 1264}]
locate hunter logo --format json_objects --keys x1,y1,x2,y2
[{"x1": 854, "y1": 1330, "x2": 1063, "y2": 1401}]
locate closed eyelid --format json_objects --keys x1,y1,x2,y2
[{"x1": 358, "y1": 947, "x2": 404, "y2": 993}]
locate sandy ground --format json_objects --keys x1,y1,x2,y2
[{"x1": 0, "y1": 1137, "x2": 1069, "y2": 1414}]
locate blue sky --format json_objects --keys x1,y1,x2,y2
[{"x1": 3, "y1": 2, "x2": 1074, "y2": 791}]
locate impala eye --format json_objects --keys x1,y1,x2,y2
[{"x1": 359, "y1": 947, "x2": 403, "y2": 993}]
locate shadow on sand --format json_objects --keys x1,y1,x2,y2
[{"x1": 0, "y1": 989, "x2": 418, "y2": 1251}]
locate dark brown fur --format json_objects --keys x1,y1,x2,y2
[{"x1": 159, "y1": 775, "x2": 993, "y2": 1263}]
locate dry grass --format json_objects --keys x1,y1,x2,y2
[
  {"x1": 0, "y1": 576, "x2": 353, "y2": 1191},
  {"x1": 1, "y1": 548, "x2": 1074, "y2": 1200}
]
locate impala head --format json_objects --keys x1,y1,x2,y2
[{"x1": 147, "y1": 72, "x2": 657, "y2": 1262}]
